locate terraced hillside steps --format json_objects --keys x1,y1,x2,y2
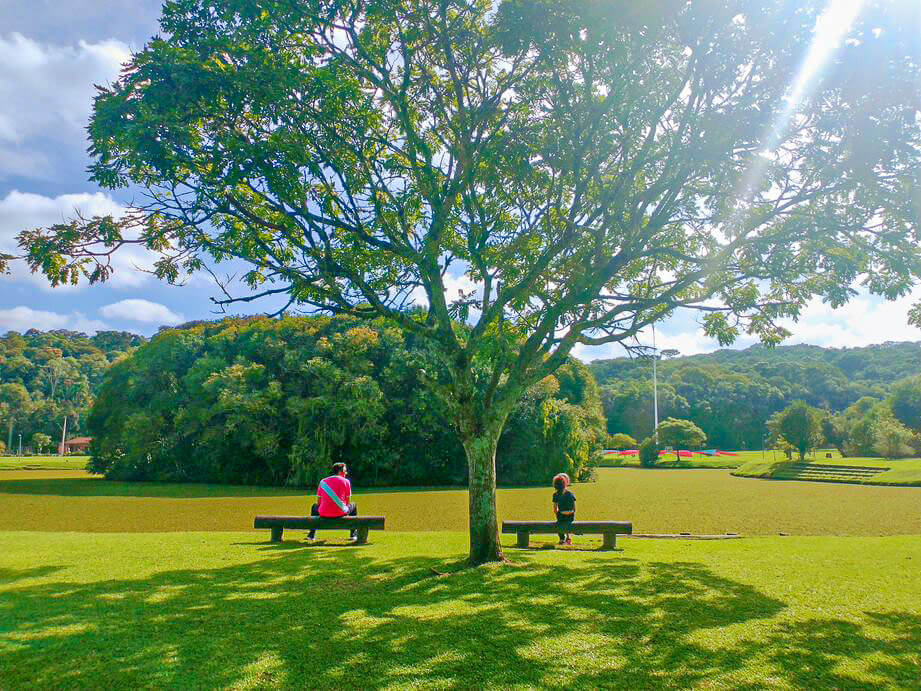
[{"x1": 773, "y1": 463, "x2": 888, "y2": 484}]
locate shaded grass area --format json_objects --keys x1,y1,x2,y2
[
  {"x1": 1, "y1": 531, "x2": 919, "y2": 689},
  {"x1": 0, "y1": 471, "x2": 305, "y2": 497},
  {"x1": 0, "y1": 456, "x2": 89, "y2": 471},
  {"x1": 2, "y1": 468, "x2": 921, "y2": 536}
]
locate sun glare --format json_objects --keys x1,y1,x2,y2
[{"x1": 731, "y1": 0, "x2": 866, "y2": 211}]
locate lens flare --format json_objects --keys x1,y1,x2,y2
[{"x1": 730, "y1": 0, "x2": 865, "y2": 214}]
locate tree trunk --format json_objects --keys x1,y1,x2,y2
[{"x1": 463, "y1": 430, "x2": 504, "y2": 565}]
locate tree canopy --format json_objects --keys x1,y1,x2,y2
[
  {"x1": 656, "y1": 417, "x2": 707, "y2": 452},
  {"x1": 10, "y1": 0, "x2": 921, "y2": 562},
  {"x1": 87, "y1": 316, "x2": 604, "y2": 486},
  {"x1": 770, "y1": 400, "x2": 823, "y2": 461}
]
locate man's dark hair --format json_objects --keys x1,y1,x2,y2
[{"x1": 331, "y1": 462, "x2": 348, "y2": 476}]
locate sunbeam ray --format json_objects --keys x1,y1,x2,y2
[{"x1": 729, "y1": 0, "x2": 866, "y2": 218}]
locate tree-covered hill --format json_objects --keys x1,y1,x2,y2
[
  {"x1": 88, "y1": 316, "x2": 605, "y2": 487},
  {"x1": 591, "y1": 341, "x2": 921, "y2": 449},
  {"x1": 0, "y1": 329, "x2": 146, "y2": 453}
]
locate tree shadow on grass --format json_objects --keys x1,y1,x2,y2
[
  {"x1": 0, "y1": 546, "x2": 917, "y2": 688},
  {"x1": 0, "y1": 476, "x2": 307, "y2": 499},
  {"x1": 765, "y1": 613, "x2": 921, "y2": 688},
  {"x1": 0, "y1": 565, "x2": 63, "y2": 585},
  {"x1": 0, "y1": 477, "x2": 473, "y2": 499}
]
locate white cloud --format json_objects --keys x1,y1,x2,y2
[
  {"x1": 100, "y1": 299, "x2": 184, "y2": 325},
  {"x1": 572, "y1": 329, "x2": 726, "y2": 362},
  {"x1": 781, "y1": 290, "x2": 921, "y2": 348},
  {"x1": 0, "y1": 189, "x2": 124, "y2": 243},
  {"x1": 0, "y1": 189, "x2": 154, "y2": 290},
  {"x1": 0, "y1": 306, "x2": 108, "y2": 334},
  {"x1": 0, "y1": 33, "x2": 129, "y2": 144},
  {"x1": 573, "y1": 289, "x2": 921, "y2": 362},
  {"x1": 408, "y1": 270, "x2": 482, "y2": 314},
  {"x1": 442, "y1": 272, "x2": 479, "y2": 300}
]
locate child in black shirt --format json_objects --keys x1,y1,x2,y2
[{"x1": 552, "y1": 473, "x2": 575, "y2": 545}]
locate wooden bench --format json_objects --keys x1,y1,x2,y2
[
  {"x1": 502, "y1": 520, "x2": 632, "y2": 550},
  {"x1": 253, "y1": 515, "x2": 385, "y2": 544}
]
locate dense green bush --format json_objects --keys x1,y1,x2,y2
[
  {"x1": 88, "y1": 316, "x2": 604, "y2": 487},
  {"x1": 607, "y1": 433, "x2": 637, "y2": 450},
  {"x1": 638, "y1": 436, "x2": 659, "y2": 467}
]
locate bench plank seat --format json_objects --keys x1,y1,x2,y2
[
  {"x1": 502, "y1": 520, "x2": 632, "y2": 550},
  {"x1": 254, "y1": 515, "x2": 385, "y2": 544}
]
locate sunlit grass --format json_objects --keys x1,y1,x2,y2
[
  {"x1": 734, "y1": 457, "x2": 921, "y2": 486},
  {"x1": 0, "y1": 530, "x2": 918, "y2": 688},
  {"x1": 2, "y1": 467, "x2": 920, "y2": 537},
  {"x1": 0, "y1": 456, "x2": 89, "y2": 471},
  {"x1": 598, "y1": 448, "x2": 844, "y2": 469}
]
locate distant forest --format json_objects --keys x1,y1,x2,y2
[
  {"x1": 590, "y1": 341, "x2": 921, "y2": 450},
  {"x1": 0, "y1": 329, "x2": 146, "y2": 453},
  {"x1": 4, "y1": 323, "x2": 921, "y2": 464}
]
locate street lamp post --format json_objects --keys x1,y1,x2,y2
[{"x1": 652, "y1": 325, "x2": 659, "y2": 445}]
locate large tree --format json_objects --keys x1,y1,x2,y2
[
  {"x1": 889, "y1": 375, "x2": 921, "y2": 432},
  {"x1": 10, "y1": 0, "x2": 921, "y2": 563},
  {"x1": 770, "y1": 400, "x2": 824, "y2": 461},
  {"x1": 0, "y1": 383, "x2": 32, "y2": 453},
  {"x1": 656, "y1": 417, "x2": 707, "y2": 462}
]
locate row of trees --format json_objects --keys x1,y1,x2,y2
[
  {"x1": 88, "y1": 316, "x2": 605, "y2": 487},
  {"x1": 0, "y1": 330, "x2": 144, "y2": 454},
  {"x1": 595, "y1": 342, "x2": 921, "y2": 451},
  {"x1": 764, "y1": 380, "x2": 921, "y2": 461},
  {"x1": 609, "y1": 386, "x2": 921, "y2": 466}
]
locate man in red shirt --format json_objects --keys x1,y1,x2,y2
[{"x1": 307, "y1": 462, "x2": 358, "y2": 540}]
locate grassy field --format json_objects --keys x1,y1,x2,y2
[
  {"x1": 2, "y1": 467, "x2": 921, "y2": 536},
  {"x1": 734, "y1": 457, "x2": 921, "y2": 487},
  {"x1": 598, "y1": 448, "x2": 847, "y2": 470},
  {"x1": 0, "y1": 456, "x2": 89, "y2": 471},
  {"x1": 1, "y1": 530, "x2": 919, "y2": 689},
  {"x1": 2, "y1": 464, "x2": 920, "y2": 688}
]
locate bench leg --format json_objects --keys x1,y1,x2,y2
[
  {"x1": 270, "y1": 527, "x2": 283, "y2": 543},
  {"x1": 516, "y1": 531, "x2": 529, "y2": 548},
  {"x1": 601, "y1": 532, "x2": 616, "y2": 550},
  {"x1": 355, "y1": 527, "x2": 369, "y2": 545}
]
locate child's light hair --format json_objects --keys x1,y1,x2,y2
[{"x1": 552, "y1": 473, "x2": 570, "y2": 491}]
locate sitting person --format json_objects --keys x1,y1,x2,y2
[
  {"x1": 552, "y1": 472, "x2": 575, "y2": 546},
  {"x1": 307, "y1": 462, "x2": 358, "y2": 540}
]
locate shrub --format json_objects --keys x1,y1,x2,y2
[
  {"x1": 874, "y1": 417, "x2": 914, "y2": 459},
  {"x1": 638, "y1": 436, "x2": 659, "y2": 467},
  {"x1": 608, "y1": 432, "x2": 637, "y2": 450}
]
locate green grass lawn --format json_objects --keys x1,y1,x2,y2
[
  {"x1": 734, "y1": 457, "x2": 921, "y2": 487},
  {"x1": 2, "y1": 464, "x2": 920, "y2": 688},
  {"x1": 1, "y1": 530, "x2": 919, "y2": 689},
  {"x1": 2, "y1": 467, "x2": 921, "y2": 536},
  {"x1": 599, "y1": 448, "x2": 846, "y2": 470},
  {"x1": 0, "y1": 456, "x2": 89, "y2": 471}
]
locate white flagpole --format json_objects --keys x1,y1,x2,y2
[{"x1": 652, "y1": 325, "x2": 659, "y2": 444}]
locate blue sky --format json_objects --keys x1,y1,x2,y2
[{"x1": 1, "y1": 1, "x2": 919, "y2": 358}]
